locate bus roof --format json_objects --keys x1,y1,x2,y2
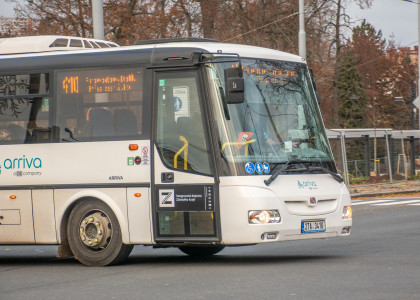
[
  {"x1": 131, "y1": 40, "x2": 305, "y2": 64},
  {"x1": 0, "y1": 37, "x2": 306, "y2": 69},
  {"x1": 0, "y1": 35, "x2": 119, "y2": 55}
]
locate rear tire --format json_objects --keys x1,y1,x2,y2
[
  {"x1": 178, "y1": 246, "x2": 225, "y2": 257},
  {"x1": 67, "y1": 199, "x2": 133, "y2": 266}
]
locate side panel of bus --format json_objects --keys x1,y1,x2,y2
[{"x1": 0, "y1": 60, "x2": 154, "y2": 246}]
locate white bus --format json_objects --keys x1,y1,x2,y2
[{"x1": 0, "y1": 36, "x2": 352, "y2": 266}]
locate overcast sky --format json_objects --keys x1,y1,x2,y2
[
  {"x1": 0, "y1": 0, "x2": 418, "y2": 47},
  {"x1": 347, "y1": 0, "x2": 418, "y2": 47}
]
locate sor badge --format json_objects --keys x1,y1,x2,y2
[{"x1": 308, "y1": 197, "x2": 318, "y2": 207}]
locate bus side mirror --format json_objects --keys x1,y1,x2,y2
[{"x1": 224, "y1": 68, "x2": 244, "y2": 104}]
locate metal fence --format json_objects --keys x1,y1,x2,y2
[{"x1": 327, "y1": 129, "x2": 420, "y2": 185}]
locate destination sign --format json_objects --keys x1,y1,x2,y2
[
  {"x1": 59, "y1": 69, "x2": 140, "y2": 95},
  {"x1": 231, "y1": 63, "x2": 295, "y2": 84}
]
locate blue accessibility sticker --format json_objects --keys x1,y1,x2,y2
[
  {"x1": 262, "y1": 162, "x2": 270, "y2": 174},
  {"x1": 173, "y1": 96, "x2": 183, "y2": 112},
  {"x1": 245, "y1": 162, "x2": 255, "y2": 174},
  {"x1": 255, "y1": 162, "x2": 263, "y2": 174}
]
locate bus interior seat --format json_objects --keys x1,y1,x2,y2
[
  {"x1": 177, "y1": 114, "x2": 205, "y2": 149},
  {"x1": 176, "y1": 116, "x2": 191, "y2": 134},
  {"x1": 88, "y1": 108, "x2": 115, "y2": 137},
  {"x1": 6, "y1": 124, "x2": 32, "y2": 143},
  {"x1": 114, "y1": 109, "x2": 138, "y2": 136},
  {"x1": 31, "y1": 128, "x2": 51, "y2": 143}
]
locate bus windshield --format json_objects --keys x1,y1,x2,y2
[{"x1": 206, "y1": 59, "x2": 335, "y2": 176}]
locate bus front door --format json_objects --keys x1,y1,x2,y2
[{"x1": 152, "y1": 70, "x2": 220, "y2": 242}]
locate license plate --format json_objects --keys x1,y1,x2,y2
[{"x1": 301, "y1": 220, "x2": 326, "y2": 233}]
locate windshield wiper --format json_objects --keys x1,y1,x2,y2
[
  {"x1": 264, "y1": 161, "x2": 344, "y2": 186},
  {"x1": 306, "y1": 166, "x2": 344, "y2": 183},
  {"x1": 264, "y1": 159, "x2": 307, "y2": 186}
]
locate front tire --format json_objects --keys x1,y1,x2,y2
[
  {"x1": 178, "y1": 246, "x2": 225, "y2": 257},
  {"x1": 67, "y1": 199, "x2": 133, "y2": 266}
]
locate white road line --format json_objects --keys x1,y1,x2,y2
[
  {"x1": 372, "y1": 199, "x2": 420, "y2": 206},
  {"x1": 351, "y1": 199, "x2": 395, "y2": 206}
]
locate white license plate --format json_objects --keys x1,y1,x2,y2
[{"x1": 301, "y1": 220, "x2": 326, "y2": 233}]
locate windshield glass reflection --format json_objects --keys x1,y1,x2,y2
[{"x1": 207, "y1": 59, "x2": 335, "y2": 176}]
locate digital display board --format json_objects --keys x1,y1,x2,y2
[
  {"x1": 232, "y1": 64, "x2": 295, "y2": 84},
  {"x1": 59, "y1": 69, "x2": 140, "y2": 95}
]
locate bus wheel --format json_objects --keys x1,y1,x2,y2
[
  {"x1": 67, "y1": 199, "x2": 133, "y2": 266},
  {"x1": 178, "y1": 246, "x2": 225, "y2": 257}
]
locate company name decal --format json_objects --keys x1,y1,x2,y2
[
  {"x1": 0, "y1": 155, "x2": 43, "y2": 176},
  {"x1": 297, "y1": 180, "x2": 318, "y2": 190}
]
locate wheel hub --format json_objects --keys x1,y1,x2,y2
[{"x1": 79, "y1": 211, "x2": 112, "y2": 248}]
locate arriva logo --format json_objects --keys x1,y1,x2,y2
[
  {"x1": 2, "y1": 155, "x2": 42, "y2": 170},
  {"x1": 297, "y1": 180, "x2": 318, "y2": 190}
]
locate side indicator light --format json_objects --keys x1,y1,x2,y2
[
  {"x1": 134, "y1": 193, "x2": 142, "y2": 197},
  {"x1": 129, "y1": 144, "x2": 139, "y2": 150},
  {"x1": 10, "y1": 195, "x2": 17, "y2": 199}
]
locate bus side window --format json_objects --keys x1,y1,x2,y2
[
  {"x1": 0, "y1": 98, "x2": 50, "y2": 144},
  {"x1": 0, "y1": 73, "x2": 51, "y2": 144},
  {"x1": 156, "y1": 72, "x2": 212, "y2": 175},
  {"x1": 56, "y1": 67, "x2": 144, "y2": 142}
]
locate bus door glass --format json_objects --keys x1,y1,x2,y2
[{"x1": 153, "y1": 70, "x2": 219, "y2": 241}]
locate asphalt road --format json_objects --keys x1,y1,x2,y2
[{"x1": 1, "y1": 200, "x2": 419, "y2": 300}]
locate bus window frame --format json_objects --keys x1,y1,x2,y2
[
  {"x1": 0, "y1": 69, "x2": 54, "y2": 144},
  {"x1": 152, "y1": 66, "x2": 217, "y2": 178},
  {"x1": 54, "y1": 64, "x2": 152, "y2": 142}
]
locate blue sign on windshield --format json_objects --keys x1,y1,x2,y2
[
  {"x1": 245, "y1": 162, "x2": 255, "y2": 174},
  {"x1": 262, "y1": 162, "x2": 270, "y2": 174},
  {"x1": 255, "y1": 162, "x2": 263, "y2": 174}
]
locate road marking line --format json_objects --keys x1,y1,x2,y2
[
  {"x1": 372, "y1": 199, "x2": 420, "y2": 206},
  {"x1": 351, "y1": 199, "x2": 395, "y2": 206}
]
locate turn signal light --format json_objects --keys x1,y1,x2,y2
[
  {"x1": 134, "y1": 193, "x2": 142, "y2": 197},
  {"x1": 9, "y1": 195, "x2": 17, "y2": 199},
  {"x1": 129, "y1": 144, "x2": 139, "y2": 150}
]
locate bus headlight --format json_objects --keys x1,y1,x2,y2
[
  {"x1": 249, "y1": 210, "x2": 281, "y2": 224},
  {"x1": 342, "y1": 206, "x2": 352, "y2": 219}
]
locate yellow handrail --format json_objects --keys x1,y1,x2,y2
[
  {"x1": 221, "y1": 139, "x2": 256, "y2": 156},
  {"x1": 174, "y1": 136, "x2": 188, "y2": 170}
]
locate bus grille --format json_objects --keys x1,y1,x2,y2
[{"x1": 283, "y1": 197, "x2": 338, "y2": 215}]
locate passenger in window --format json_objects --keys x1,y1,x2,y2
[{"x1": 0, "y1": 128, "x2": 11, "y2": 141}]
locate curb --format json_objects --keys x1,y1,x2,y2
[{"x1": 350, "y1": 189, "x2": 420, "y2": 199}]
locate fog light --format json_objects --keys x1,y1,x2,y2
[
  {"x1": 343, "y1": 206, "x2": 352, "y2": 219},
  {"x1": 249, "y1": 210, "x2": 280, "y2": 224},
  {"x1": 342, "y1": 226, "x2": 351, "y2": 234}
]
